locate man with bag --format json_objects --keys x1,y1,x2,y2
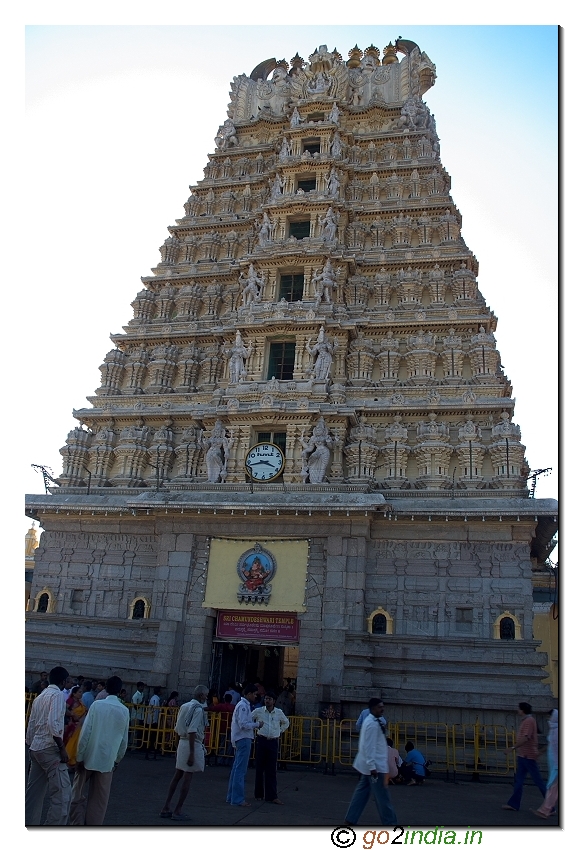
[
  {"x1": 159, "y1": 685, "x2": 209, "y2": 821},
  {"x1": 344, "y1": 698, "x2": 399, "y2": 826}
]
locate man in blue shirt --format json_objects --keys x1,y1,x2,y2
[{"x1": 399, "y1": 741, "x2": 426, "y2": 785}]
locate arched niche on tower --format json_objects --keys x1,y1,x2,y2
[
  {"x1": 493, "y1": 610, "x2": 522, "y2": 640},
  {"x1": 366, "y1": 607, "x2": 394, "y2": 635}
]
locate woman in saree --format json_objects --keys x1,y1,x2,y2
[{"x1": 64, "y1": 686, "x2": 88, "y2": 767}]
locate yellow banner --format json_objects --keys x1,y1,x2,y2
[{"x1": 203, "y1": 538, "x2": 308, "y2": 612}]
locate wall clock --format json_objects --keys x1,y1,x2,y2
[{"x1": 244, "y1": 442, "x2": 285, "y2": 481}]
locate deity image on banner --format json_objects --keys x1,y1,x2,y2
[{"x1": 236, "y1": 543, "x2": 277, "y2": 604}]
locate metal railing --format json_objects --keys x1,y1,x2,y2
[{"x1": 24, "y1": 695, "x2": 516, "y2": 778}]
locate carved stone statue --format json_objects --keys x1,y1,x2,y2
[
  {"x1": 279, "y1": 136, "x2": 292, "y2": 160},
  {"x1": 328, "y1": 102, "x2": 341, "y2": 124},
  {"x1": 300, "y1": 417, "x2": 334, "y2": 483},
  {"x1": 204, "y1": 420, "x2": 233, "y2": 483},
  {"x1": 330, "y1": 131, "x2": 343, "y2": 158},
  {"x1": 311, "y1": 259, "x2": 338, "y2": 306},
  {"x1": 214, "y1": 119, "x2": 238, "y2": 151},
  {"x1": 319, "y1": 207, "x2": 339, "y2": 242},
  {"x1": 290, "y1": 107, "x2": 302, "y2": 128},
  {"x1": 225, "y1": 330, "x2": 249, "y2": 384},
  {"x1": 239, "y1": 263, "x2": 265, "y2": 307},
  {"x1": 327, "y1": 166, "x2": 341, "y2": 198},
  {"x1": 257, "y1": 212, "x2": 275, "y2": 248},
  {"x1": 306, "y1": 325, "x2": 336, "y2": 381},
  {"x1": 270, "y1": 172, "x2": 284, "y2": 201}
]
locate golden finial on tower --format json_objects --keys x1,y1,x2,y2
[
  {"x1": 347, "y1": 45, "x2": 363, "y2": 69},
  {"x1": 364, "y1": 45, "x2": 380, "y2": 64},
  {"x1": 382, "y1": 42, "x2": 398, "y2": 64}
]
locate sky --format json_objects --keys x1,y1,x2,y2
[{"x1": 9, "y1": 4, "x2": 570, "y2": 845}]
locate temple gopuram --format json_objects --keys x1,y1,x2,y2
[{"x1": 26, "y1": 39, "x2": 557, "y2": 725}]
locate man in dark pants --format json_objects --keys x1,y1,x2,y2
[
  {"x1": 251, "y1": 691, "x2": 290, "y2": 804},
  {"x1": 502, "y1": 702, "x2": 548, "y2": 811}
]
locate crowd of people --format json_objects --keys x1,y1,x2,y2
[{"x1": 25, "y1": 670, "x2": 558, "y2": 826}]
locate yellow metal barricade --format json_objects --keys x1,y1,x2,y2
[
  {"x1": 23, "y1": 693, "x2": 518, "y2": 776},
  {"x1": 25, "y1": 692, "x2": 35, "y2": 728},
  {"x1": 278, "y1": 716, "x2": 328, "y2": 765},
  {"x1": 450, "y1": 722, "x2": 515, "y2": 778},
  {"x1": 393, "y1": 722, "x2": 450, "y2": 776}
]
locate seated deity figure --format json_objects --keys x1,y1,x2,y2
[
  {"x1": 311, "y1": 258, "x2": 338, "y2": 307},
  {"x1": 239, "y1": 263, "x2": 265, "y2": 307},
  {"x1": 214, "y1": 118, "x2": 238, "y2": 150},
  {"x1": 306, "y1": 325, "x2": 336, "y2": 381},
  {"x1": 300, "y1": 417, "x2": 334, "y2": 483}
]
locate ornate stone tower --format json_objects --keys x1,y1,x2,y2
[{"x1": 26, "y1": 40, "x2": 557, "y2": 724}]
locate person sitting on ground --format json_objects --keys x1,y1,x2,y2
[
  {"x1": 399, "y1": 741, "x2": 427, "y2": 785},
  {"x1": 386, "y1": 738, "x2": 402, "y2": 784}
]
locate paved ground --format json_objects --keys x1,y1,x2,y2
[{"x1": 92, "y1": 751, "x2": 559, "y2": 829}]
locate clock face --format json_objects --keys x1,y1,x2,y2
[{"x1": 245, "y1": 442, "x2": 285, "y2": 481}]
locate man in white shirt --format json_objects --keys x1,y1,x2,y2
[
  {"x1": 69, "y1": 675, "x2": 129, "y2": 825},
  {"x1": 25, "y1": 666, "x2": 72, "y2": 825},
  {"x1": 159, "y1": 684, "x2": 209, "y2": 821},
  {"x1": 345, "y1": 698, "x2": 398, "y2": 826},
  {"x1": 226, "y1": 684, "x2": 264, "y2": 806},
  {"x1": 252, "y1": 690, "x2": 290, "y2": 804}
]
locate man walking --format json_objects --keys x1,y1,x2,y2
[
  {"x1": 25, "y1": 665, "x2": 72, "y2": 825},
  {"x1": 345, "y1": 698, "x2": 398, "y2": 826},
  {"x1": 68, "y1": 676, "x2": 129, "y2": 825},
  {"x1": 252, "y1": 690, "x2": 290, "y2": 804},
  {"x1": 226, "y1": 684, "x2": 264, "y2": 806},
  {"x1": 159, "y1": 684, "x2": 209, "y2": 821},
  {"x1": 502, "y1": 702, "x2": 547, "y2": 811}
]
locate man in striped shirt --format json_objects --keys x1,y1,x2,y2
[{"x1": 25, "y1": 666, "x2": 72, "y2": 825}]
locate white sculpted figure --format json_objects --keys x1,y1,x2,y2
[
  {"x1": 319, "y1": 207, "x2": 339, "y2": 242},
  {"x1": 225, "y1": 330, "x2": 249, "y2": 383},
  {"x1": 306, "y1": 325, "x2": 336, "y2": 381},
  {"x1": 330, "y1": 131, "x2": 343, "y2": 158},
  {"x1": 308, "y1": 71, "x2": 330, "y2": 95},
  {"x1": 239, "y1": 263, "x2": 265, "y2": 307},
  {"x1": 204, "y1": 420, "x2": 233, "y2": 483},
  {"x1": 328, "y1": 102, "x2": 341, "y2": 124},
  {"x1": 300, "y1": 417, "x2": 334, "y2": 483},
  {"x1": 311, "y1": 259, "x2": 338, "y2": 306},
  {"x1": 214, "y1": 118, "x2": 238, "y2": 151},
  {"x1": 290, "y1": 107, "x2": 302, "y2": 128},
  {"x1": 270, "y1": 172, "x2": 284, "y2": 200},
  {"x1": 327, "y1": 166, "x2": 341, "y2": 198},
  {"x1": 257, "y1": 212, "x2": 275, "y2": 247},
  {"x1": 279, "y1": 136, "x2": 292, "y2": 160}
]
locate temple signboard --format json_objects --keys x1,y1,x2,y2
[{"x1": 217, "y1": 611, "x2": 299, "y2": 642}]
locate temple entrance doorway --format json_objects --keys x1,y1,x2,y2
[{"x1": 209, "y1": 642, "x2": 298, "y2": 698}]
